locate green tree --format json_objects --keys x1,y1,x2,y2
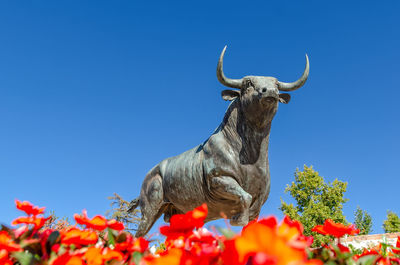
[
  {"x1": 383, "y1": 211, "x2": 400, "y2": 233},
  {"x1": 280, "y1": 165, "x2": 349, "y2": 247},
  {"x1": 354, "y1": 206, "x2": 372, "y2": 235}
]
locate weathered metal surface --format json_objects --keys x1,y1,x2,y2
[{"x1": 129, "y1": 46, "x2": 309, "y2": 237}]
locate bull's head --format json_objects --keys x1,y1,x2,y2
[{"x1": 217, "y1": 46, "x2": 309, "y2": 128}]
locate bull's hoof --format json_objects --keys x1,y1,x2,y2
[{"x1": 230, "y1": 213, "x2": 249, "y2": 226}]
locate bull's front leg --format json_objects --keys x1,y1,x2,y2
[{"x1": 210, "y1": 176, "x2": 252, "y2": 226}]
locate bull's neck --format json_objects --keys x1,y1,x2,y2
[{"x1": 221, "y1": 100, "x2": 271, "y2": 165}]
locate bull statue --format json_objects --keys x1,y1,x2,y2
[{"x1": 129, "y1": 46, "x2": 309, "y2": 237}]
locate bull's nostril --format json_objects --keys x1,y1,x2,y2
[{"x1": 262, "y1": 88, "x2": 267, "y2": 93}]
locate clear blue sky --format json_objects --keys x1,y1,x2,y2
[{"x1": 0, "y1": 0, "x2": 399, "y2": 235}]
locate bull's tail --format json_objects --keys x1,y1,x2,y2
[{"x1": 128, "y1": 197, "x2": 140, "y2": 213}]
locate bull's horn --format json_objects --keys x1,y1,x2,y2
[
  {"x1": 217, "y1": 46, "x2": 242, "y2": 89},
  {"x1": 278, "y1": 54, "x2": 309, "y2": 91}
]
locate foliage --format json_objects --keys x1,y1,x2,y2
[
  {"x1": 2, "y1": 199, "x2": 400, "y2": 265},
  {"x1": 106, "y1": 193, "x2": 141, "y2": 233},
  {"x1": 42, "y1": 210, "x2": 72, "y2": 231},
  {"x1": 383, "y1": 211, "x2": 400, "y2": 233},
  {"x1": 280, "y1": 165, "x2": 349, "y2": 247},
  {"x1": 354, "y1": 206, "x2": 373, "y2": 235}
]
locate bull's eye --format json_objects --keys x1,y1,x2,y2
[{"x1": 246, "y1": 80, "x2": 253, "y2": 88}]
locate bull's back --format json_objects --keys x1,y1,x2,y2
[{"x1": 160, "y1": 146, "x2": 207, "y2": 213}]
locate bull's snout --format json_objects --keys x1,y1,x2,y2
[
  {"x1": 259, "y1": 88, "x2": 279, "y2": 100},
  {"x1": 263, "y1": 97, "x2": 278, "y2": 104}
]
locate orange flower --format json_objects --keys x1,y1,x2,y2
[
  {"x1": 83, "y1": 247, "x2": 123, "y2": 265},
  {"x1": 222, "y1": 216, "x2": 312, "y2": 265},
  {"x1": 0, "y1": 231, "x2": 22, "y2": 252},
  {"x1": 143, "y1": 248, "x2": 183, "y2": 265},
  {"x1": 74, "y1": 210, "x2": 124, "y2": 231},
  {"x1": 15, "y1": 200, "x2": 45, "y2": 216},
  {"x1": 277, "y1": 216, "x2": 313, "y2": 249},
  {"x1": 0, "y1": 250, "x2": 7, "y2": 261},
  {"x1": 83, "y1": 247, "x2": 103, "y2": 265},
  {"x1": 12, "y1": 216, "x2": 50, "y2": 230},
  {"x1": 312, "y1": 219, "x2": 359, "y2": 238},
  {"x1": 74, "y1": 211, "x2": 107, "y2": 231},
  {"x1": 160, "y1": 204, "x2": 208, "y2": 238},
  {"x1": 102, "y1": 249, "x2": 124, "y2": 262},
  {"x1": 61, "y1": 228, "x2": 98, "y2": 246}
]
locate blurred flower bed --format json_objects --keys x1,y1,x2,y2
[{"x1": 1, "y1": 200, "x2": 399, "y2": 265}]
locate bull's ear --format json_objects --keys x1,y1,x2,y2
[
  {"x1": 279, "y1": 93, "x2": 291, "y2": 104},
  {"x1": 221, "y1": 90, "x2": 240, "y2": 101}
]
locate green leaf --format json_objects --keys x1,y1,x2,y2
[
  {"x1": 325, "y1": 260, "x2": 337, "y2": 265},
  {"x1": 132, "y1": 251, "x2": 143, "y2": 265},
  {"x1": 46, "y1": 231, "x2": 60, "y2": 254},
  {"x1": 11, "y1": 251, "x2": 40, "y2": 265},
  {"x1": 107, "y1": 228, "x2": 115, "y2": 246},
  {"x1": 356, "y1": 255, "x2": 377, "y2": 265},
  {"x1": 346, "y1": 257, "x2": 357, "y2": 265},
  {"x1": 216, "y1": 227, "x2": 236, "y2": 239},
  {"x1": 306, "y1": 249, "x2": 314, "y2": 259}
]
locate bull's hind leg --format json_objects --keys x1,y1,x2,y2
[
  {"x1": 135, "y1": 172, "x2": 165, "y2": 238},
  {"x1": 210, "y1": 176, "x2": 252, "y2": 226}
]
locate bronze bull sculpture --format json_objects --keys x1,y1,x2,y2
[{"x1": 129, "y1": 46, "x2": 309, "y2": 237}]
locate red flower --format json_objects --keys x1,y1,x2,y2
[
  {"x1": 357, "y1": 248, "x2": 379, "y2": 258},
  {"x1": 337, "y1": 243, "x2": 350, "y2": 253},
  {"x1": 12, "y1": 216, "x2": 50, "y2": 230},
  {"x1": 188, "y1": 227, "x2": 220, "y2": 246},
  {"x1": 106, "y1": 219, "x2": 125, "y2": 231},
  {"x1": 393, "y1": 236, "x2": 400, "y2": 255},
  {"x1": 51, "y1": 252, "x2": 85, "y2": 265},
  {"x1": 130, "y1": 237, "x2": 149, "y2": 253},
  {"x1": 74, "y1": 210, "x2": 125, "y2": 231},
  {"x1": 39, "y1": 229, "x2": 55, "y2": 259},
  {"x1": 114, "y1": 233, "x2": 149, "y2": 253},
  {"x1": 311, "y1": 219, "x2": 359, "y2": 238},
  {"x1": 0, "y1": 231, "x2": 21, "y2": 252},
  {"x1": 61, "y1": 228, "x2": 98, "y2": 246},
  {"x1": 160, "y1": 204, "x2": 208, "y2": 238},
  {"x1": 15, "y1": 200, "x2": 45, "y2": 216},
  {"x1": 0, "y1": 249, "x2": 13, "y2": 265},
  {"x1": 354, "y1": 243, "x2": 400, "y2": 264}
]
